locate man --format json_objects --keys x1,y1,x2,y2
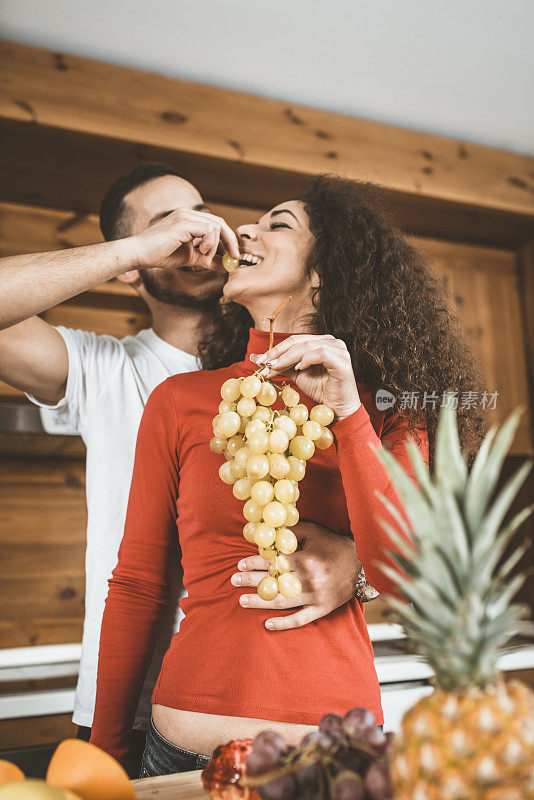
[{"x1": 0, "y1": 163, "x2": 373, "y2": 774}]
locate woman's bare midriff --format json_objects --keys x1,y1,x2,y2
[{"x1": 152, "y1": 704, "x2": 316, "y2": 757}]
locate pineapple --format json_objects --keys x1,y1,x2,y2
[{"x1": 375, "y1": 400, "x2": 534, "y2": 800}]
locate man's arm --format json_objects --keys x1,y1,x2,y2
[{"x1": 0, "y1": 208, "x2": 239, "y2": 330}]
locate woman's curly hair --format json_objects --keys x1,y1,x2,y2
[{"x1": 199, "y1": 175, "x2": 486, "y2": 466}]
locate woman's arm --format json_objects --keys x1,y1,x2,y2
[
  {"x1": 332, "y1": 405, "x2": 429, "y2": 599},
  {"x1": 250, "y1": 334, "x2": 429, "y2": 602},
  {"x1": 90, "y1": 379, "x2": 180, "y2": 764}
]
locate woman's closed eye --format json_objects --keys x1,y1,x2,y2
[{"x1": 270, "y1": 222, "x2": 291, "y2": 230}]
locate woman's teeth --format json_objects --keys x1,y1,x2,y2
[{"x1": 239, "y1": 254, "x2": 261, "y2": 267}]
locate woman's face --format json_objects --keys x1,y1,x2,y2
[{"x1": 223, "y1": 200, "x2": 317, "y2": 327}]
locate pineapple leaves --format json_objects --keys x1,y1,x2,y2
[
  {"x1": 434, "y1": 399, "x2": 467, "y2": 496},
  {"x1": 465, "y1": 409, "x2": 523, "y2": 531},
  {"x1": 475, "y1": 459, "x2": 533, "y2": 561}
]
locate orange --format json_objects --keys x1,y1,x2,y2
[
  {"x1": 0, "y1": 759, "x2": 24, "y2": 784},
  {"x1": 46, "y1": 739, "x2": 135, "y2": 800}
]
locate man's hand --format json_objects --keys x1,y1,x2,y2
[
  {"x1": 129, "y1": 208, "x2": 240, "y2": 271},
  {"x1": 230, "y1": 522, "x2": 363, "y2": 630}
]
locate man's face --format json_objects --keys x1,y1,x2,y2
[{"x1": 123, "y1": 175, "x2": 226, "y2": 308}]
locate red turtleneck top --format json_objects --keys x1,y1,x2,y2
[{"x1": 90, "y1": 330, "x2": 429, "y2": 762}]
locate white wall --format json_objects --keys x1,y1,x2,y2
[{"x1": 2, "y1": 0, "x2": 533, "y2": 156}]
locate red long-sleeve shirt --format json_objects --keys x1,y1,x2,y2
[{"x1": 90, "y1": 329, "x2": 429, "y2": 762}]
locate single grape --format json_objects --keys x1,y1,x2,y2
[
  {"x1": 253, "y1": 522, "x2": 276, "y2": 548},
  {"x1": 251, "y1": 480, "x2": 275, "y2": 505},
  {"x1": 269, "y1": 454, "x2": 291, "y2": 480},
  {"x1": 234, "y1": 445, "x2": 252, "y2": 469},
  {"x1": 275, "y1": 528, "x2": 298, "y2": 555},
  {"x1": 273, "y1": 415, "x2": 297, "y2": 439},
  {"x1": 331, "y1": 771, "x2": 366, "y2": 800},
  {"x1": 243, "y1": 498, "x2": 265, "y2": 523},
  {"x1": 222, "y1": 253, "x2": 239, "y2": 273},
  {"x1": 310, "y1": 404, "x2": 335, "y2": 426},
  {"x1": 243, "y1": 522, "x2": 257, "y2": 543},
  {"x1": 287, "y1": 456, "x2": 306, "y2": 481},
  {"x1": 252, "y1": 406, "x2": 272, "y2": 423},
  {"x1": 247, "y1": 454, "x2": 270, "y2": 479},
  {"x1": 284, "y1": 505, "x2": 299, "y2": 526},
  {"x1": 269, "y1": 554, "x2": 291, "y2": 577},
  {"x1": 246, "y1": 745, "x2": 280, "y2": 777},
  {"x1": 257, "y1": 575, "x2": 279, "y2": 601},
  {"x1": 281, "y1": 385, "x2": 300, "y2": 408},
  {"x1": 212, "y1": 414, "x2": 223, "y2": 436},
  {"x1": 218, "y1": 411, "x2": 241, "y2": 438},
  {"x1": 289, "y1": 435, "x2": 315, "y2": 461},
  {"x1": 241, "y1": 375, "x2": 262, "y2": 398},
  {"x1": 248, "y1": 430, "x2": 270, "y2": 454},
  {"x1": 209, "y1": 435, "x2": 227, "y2": 455},
  {"x1": 233, "y1": 477, "x2": 254, "y2": 501},
  {"x1": 278, "y1": 572, "x2": 301, "y2": 598},
  {"x1": 237, "y1": 396, "x2": 257, "y2": 417},
  {"x1": 253, "y1": 730, "x2": 287, "y2": 755},
  {"x1": 245, "y1": 419, "x2": 267, "y2": 438},
  {"x1": 342, "y1": 708, "x2": 376, "y2": 745},
  {"x1": 269, "y1": 429, "x2": 290, "y2": 454},
  {"x1": 257, "y1": 381, "x2": 278, "y2": 406},
  {"x1": 315, "y1": 427, "x2": 334, "y2": 450},
  {"x1": 219, "y1": 461, "x2": 236, "y2": 485},
  {"x1": 230, "y1": 461, "x2": 247, "y2": 480},
  {"x1": 273, "y1": 479, "x2": 295, "y2": 504},
  {"x1": 364, "y1": 761, "x2": 393, "y2": 800},
  {"x1": 259, "y1": 545, "x2": 277, "y2": 560},
  {"x1": 289, "y1": 404, "x2": 309, "y2": 425},
  {"x1": 292, "y1": 483, "x2": 300, "y2": 502},
  {"x1": 219, "y1": 400, "x2": 236, "y2": 413},
  {"x1": 301, "y1": 420, "x2": 322, "y2": 441},
  {"x1": 319, "y1": 713, "x2": 344, "y2": 738},
  {"x1": 221, "y1": 378, "x2": 241, "y2": 403},
  {"x1": 226, "y1": 434, "x2": 244, "y2": 458},
  {"x1": 263, "y1": 501, "x2": 287, "y2": 527}
]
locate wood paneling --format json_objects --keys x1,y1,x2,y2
[
  {"x1": 416, "y1": 238, "x2": 533, "y2": 453},
  {"x1": 0, "y1": 460, "x2": 86, "y2": 648},
  {"x1": 2, "y1": 41, "x2": 534, "y2": 219}
]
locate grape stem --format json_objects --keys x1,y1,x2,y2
[{"x1": 264, "y1": 295, "x2": 292, "y2": 350}]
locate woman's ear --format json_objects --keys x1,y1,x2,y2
[
  {"x1": 117, "y1": 269, "x2": 141, "y2": 285},
  {"x1": 310, "y1": 270, "x2": 321, "y2": 289}
]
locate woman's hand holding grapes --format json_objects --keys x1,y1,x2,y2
[{"x1": 251, "y1": 334, "x2": 361, "y2": 423}]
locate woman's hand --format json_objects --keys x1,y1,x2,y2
[
  {"x1": 230, "y1": 522, "x2": 364, "y2": 630},
  {"x1": 251, "y1": 334, "x2": 361, "y2": 422}
]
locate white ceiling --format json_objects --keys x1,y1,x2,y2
[{"x1": 2, "y1": 0, "x2": 534, "y2": 156}]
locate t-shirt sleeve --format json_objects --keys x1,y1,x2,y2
[
  {"x1": 25, "y1": 327, "x2": 125, "y2": 430},
  {"x1": 332, "y1": 404, "x2": 429, "y2": 601},
  {"x1": 90, "y1": 379, "x2": 180, "y2": 764}
]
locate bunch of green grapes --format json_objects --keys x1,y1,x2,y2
[{"x1": 209, "y1": 374, "x2": 335, "y2": 601}]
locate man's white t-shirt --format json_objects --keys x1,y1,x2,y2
[{"x1": 28, "y1": 326, "x2": 200, "y2": 729}]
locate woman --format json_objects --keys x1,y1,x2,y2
[{"x1": 90, "y1": 176, "x2": 483, "y2": 774}]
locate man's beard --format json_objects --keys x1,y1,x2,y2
[{"x1": 140, "y1": 269, "x2": 224, "y2": 309}]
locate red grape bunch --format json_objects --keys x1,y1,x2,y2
[
  {"x1": 210, "y1": 373, "x2": 334, "y2": 601},
  {"x1": 243, "y1": 708, "x2": 394, "y2": 800}
]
